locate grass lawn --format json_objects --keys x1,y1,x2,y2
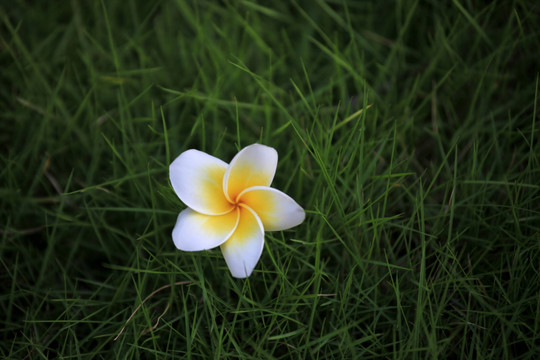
[{"x1": 1, "y1": 0, "x2": 539, "y2": 358}]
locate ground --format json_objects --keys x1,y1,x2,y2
[{"x1": 1, "y1": 1, "x2": 539, "y2": 359}]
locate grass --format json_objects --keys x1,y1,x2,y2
[{"x1": 1, "y1": 0, "x2": 539, "y2": 358}]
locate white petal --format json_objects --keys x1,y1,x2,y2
[
  {"x1": 170, "y1": 149, "x2": 233, "y2": 215},
  {"x1": 172, "y1": 208, "x2": 239, "y2": 251},
  {"x1": 223, "y1": 144, "x2": 278, "y2": 202},
  {"x1": 238, "y1": 186, "x2": 305, "y2": 231},
  {"x1": 220, "y1": 205, "x2": 265, "y2": 278}
]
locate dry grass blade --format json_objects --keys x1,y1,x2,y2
[{"x1": 113, "y1": 281, "x2": 191, "y2": 341}]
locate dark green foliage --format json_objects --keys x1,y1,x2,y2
[{"x1": 1, "y1": 0, "x2": 539, "y2": 358}]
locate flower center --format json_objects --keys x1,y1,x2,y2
[{"x1": 227, "y1": 194, "x2": 252, "y2": 214}]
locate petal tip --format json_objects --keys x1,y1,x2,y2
[
  {"x1": 297, "y1": 206, "x2": 306, "y2": 225},
  {"x1": 229, "y1": 267, "x2": 253, "y2": 278}
]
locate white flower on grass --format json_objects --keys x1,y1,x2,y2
[{"x1": 169, "y1": 144, "x2": 305, "y2": 278}]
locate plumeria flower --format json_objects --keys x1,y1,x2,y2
[{"x1": 169, "y1": 144, "x2": 305, "y2": 278}]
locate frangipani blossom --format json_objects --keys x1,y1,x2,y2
[{"x1": 170, "y1": 144, "x2": 305, "y2": 278}]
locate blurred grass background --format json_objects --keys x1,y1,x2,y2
[{"x1": 1, "y1": 0, "x2": 539, "y2": 358}]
